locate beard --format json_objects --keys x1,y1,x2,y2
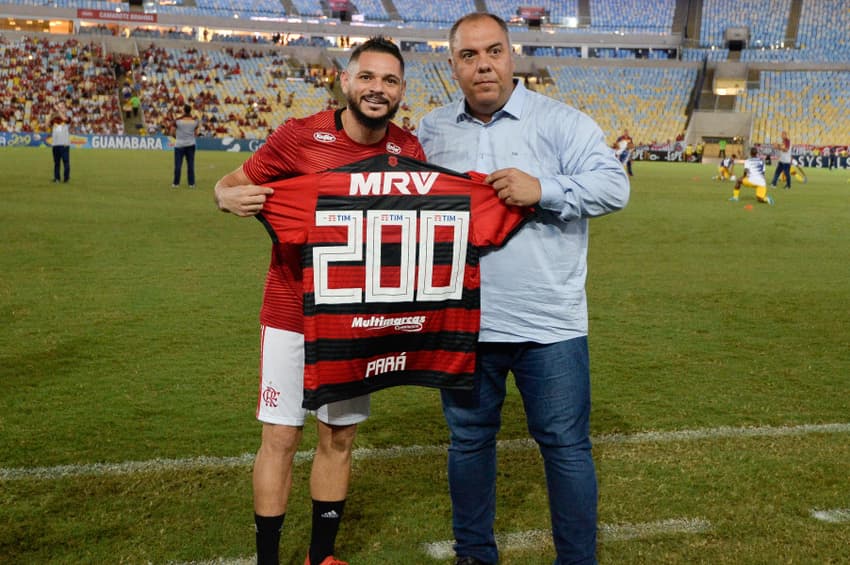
[{"x1": 345, "y1": 93, "x2": 400, "y2": 131}]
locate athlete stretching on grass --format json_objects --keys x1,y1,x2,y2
[
  {"x1": 730, "y1": 147, "x2": 774, "y2": 205},
  {"x1": 714, "y1": 154, "x2": 736, "y2": 181}
]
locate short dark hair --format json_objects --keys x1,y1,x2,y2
[
  {"x1": 348, "y1": 36, "x2": 404, "y2": 74},
  {"x1": 449, "y1": 12, "x2": 510, "y2": 52},
  {"x1": 183, "y1": 104, "x2": 192, "y2": 115}
]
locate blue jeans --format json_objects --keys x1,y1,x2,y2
[
  {"x1": 441, "y1": 337, "x2": 598, "y2": 565},
  {"x1": 173, "y1": 145, "x2": 196, "y2": 186},
  {"x1": 771, "y1": 161, "x2": 791, "y2": 188},
  {"x1": 52, "y1": 145, "x2": 70, "y2": 181}
]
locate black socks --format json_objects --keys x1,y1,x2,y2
[
  {"x1": 308, "y1": 499, "x2": 346, "y2": 564},
  {"x1": 254, "y1": 513, "x2": 285, "y2": 565}
]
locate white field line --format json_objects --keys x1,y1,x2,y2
[
  {"x1": 2, "y1": 422, "x2": 849, "y2": 482},
  {"x1": 810, "y1": 508, "x2": 850, "y2": 523},
  {"x1": 169, "y1": 554, "x2": 257, "y2": 565},
  {"x1": 172, "y1": 517, "x2": 712, "y2": 564},
  {"x1": 421, "y1": 517, "x2": 713, "y2": 560}
]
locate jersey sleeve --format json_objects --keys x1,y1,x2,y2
[
  {"x1": 255, "y1": 174, "x2": 319, "y2": 245},
  {"x1": 465, "y1": 171, "x2": 530, "y2": 248},
  {"x1": 242, "y1": 119, "x2": 301, "y2": 184},
  {"x1": 409, "y1": 139, "x2": 427, "y2": 161}
]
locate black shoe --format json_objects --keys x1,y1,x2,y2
[{"x1": 456, "y1": 557, "x2": 491, "y2": 565}]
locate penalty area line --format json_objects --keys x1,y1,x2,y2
[
  {"x1": 3, "y1": 422, "x2": 849, "y2": 481},
  {"x1": 421, "y1": 517, "x2": 712, "y2": 560}
]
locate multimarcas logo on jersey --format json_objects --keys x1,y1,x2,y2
[
  {"x1": 351, "y1": 314, "x2": 426, "y2": 332},
  {"x1": 313, "y1": 131, "x2": 336, "y2": 143},
  {"x1": 349, "y1": 171, "x2": 439, "y2": 195}
]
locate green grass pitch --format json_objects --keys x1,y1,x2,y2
[{"x1": 1, "y1": 147, "x2": 849, "y2": 564}]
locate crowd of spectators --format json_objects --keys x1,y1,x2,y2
[
  {"x1": 0, "y1": 27, "x2": 349, "y2": 139},
  {"x1": 0, "y1": 35, "x2": 124, "y2": 135},
  {"x1": 133, "y1": 44, "x2": 331, "y2": 139}
]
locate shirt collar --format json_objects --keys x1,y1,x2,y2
[{"x1": 455, "y1": 78, "x2": 525, "y2": 124}]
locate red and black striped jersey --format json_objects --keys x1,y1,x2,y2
[
  {"x1": 257, "y1": 154, "x2": 529, "y2": 409},
  {"x1": 241, "y1": 108, "x2": 425, "y2": 331}
]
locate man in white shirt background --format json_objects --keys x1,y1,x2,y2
[{"x1": 50, "y1": 102, "x2": 71, "y2": 183}]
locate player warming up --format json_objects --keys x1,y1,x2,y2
[
  {"x1": 713, "y1": 154, "x2": 736, "y2": 181},
  {"x1": 779, "y1": 157, "x2": 808, "y2": 185},
  {"x1": 730, "y1": 147, "x2": 774, "y2": 205}
]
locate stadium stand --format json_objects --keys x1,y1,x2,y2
[
  {"x1": 5, "y1": 0, "x2": 287, "y2": 19},
  {"x1": 290, "y1": 0, "x2": 323, "y2": 18},
  {"x1": 589, "y1": 0, "x2": 675, "y2": 34},
  {"x1": 391, "y1": 0, "x2": 478, "y2": 26},
  {"x1": 787, "y1": 0, "x2": 850, "y2": 61},
  {"x1": 393, "y1": 56, "x2": 461, "y2": 129},
  {"x1": 681, "y1": 47, "x2": 729, "y2": 62},
  {"x1": 734, "y1": 0, "x2": 849, "y2": 62},
  {"x1": 699, "y1": 0, "x2": 791, "y2": 49},
  {"x1": 154, "y1": 0, "x2": 289, "y2": 19},
  {"x1": 538, "y1": 64, "x2": 696, "y2": 147},
  {"x1": 0, "y1": 34, "x2": 124, "y2": 134},
  {"x1": 351, "y1": 0, "x2": 389, "y2": 22},
  {"x1": 483, "y1": 0, "x2": 579, "y2": 27},
  {"x1": 0, "y1": 0, "x2": 848, "y2": 150},
  {"x1": 135, "y1": 43, "x2": 331, "y2": 138},
  {"x1": 737, "y1": 70, "x2": 850, "y2": 146}
]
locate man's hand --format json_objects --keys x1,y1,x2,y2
[
  {"x1": 485, "y1": 168, "x2": 542, "y2": 207},
  {"x1": 215, "y1": 183, "x2": 274, "y2": 217},
  {"x1": 213, "y1": 165, "x2": 274, "y2": 217}
]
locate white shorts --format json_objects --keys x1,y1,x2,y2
[{"x1": 257, "y1": 325, "x2": 370, "y2": 427}]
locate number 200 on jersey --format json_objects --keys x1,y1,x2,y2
[{"x1": 313, "y1": 209, "x2": 470, "y2": 305}]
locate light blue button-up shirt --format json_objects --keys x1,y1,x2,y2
[{"x1": 418, "y1": 80, "x2": 630, "y2": 343}]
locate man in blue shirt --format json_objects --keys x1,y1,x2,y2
[{"x1": 418, "y1": 12, "x2": 630, "y2": 565}]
